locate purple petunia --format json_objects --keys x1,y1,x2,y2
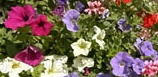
[
  {"x1": 64, "y1": 72, "x2": 79, "y2": 77},
  {"x1": 97, "y1": 72, "x2": 111, "y2": 77},
  {"x1": 134, "y1": 38, "x2": 157, "y2": 56},
  {"x1": 110, "y1": 52, "x2": 134, "y2": 76},
  {"x1": 117, "y1": 18, "x2": 132, "y2": 33},
  {"x1": 132, "y1": 58, "x2": 144, "y2": 75},
  {"x1": 53, "y1": 4, "x2": 65, "y2": 17},
  {"x1": 57, "y1": 0, "x2": 68, "y2": 5},
  {"x1": 62, "y1": 9, "x2": 80, "y2": 32},
  {"x1": 76, "y1": 1, "x2": 85, "y2": 12},
  {"x1": 14, "y1": 46, "x2": 44, "y2": 66},
  {"x1": 4, "y1": 5, "x2": 36, "y2": 30}
]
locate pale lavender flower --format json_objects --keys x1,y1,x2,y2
[
  {"x1": 132, "y1": 58, "x2": 144, "y2": 75},
  {"x1": 102, "y1": 9, "x2": 110, "y2": 19},
  {"x1": 110, "y1": 52, "x2": 134, "y2": 76},
  {"x1": 76, "y1": 1, "x2": 85, "y2": 12},
  {"x1": 64, "y1": 72, "x2": 79, "y2": 77},
  {"x1": 62, "y1": 9, "x2": 80, "y2": 32},
  {"x1": 117, "y1": 18, "x2": 132, "y2": 32},
  {"x1": 53, "y1": 4, "x2": 65, "y2": 17},
  {"x1": 57, "y1": 0, "x2": 68, "y2": 5},
  {"x1": 97, "y1": 72, "x2": 111, "y2": 77}
]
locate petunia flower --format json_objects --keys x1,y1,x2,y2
[
  {"x1": 134, "y1": 38, "x2": 157, "y2": 56},
  {"x1": 142, "y1": 60, "x2": 158, "y2": 76},
  {"x1": 64, "y1": 72, "x2": 79, "y2": 77},
  {"x1": 4, "y1": 5, "x2": 36, "y2": 30},
  {"x1": 117, "y1": 18, "x2": 132, "y2": 33},
  {"x1": 132, "y1": 58, "x2": 144, "y2": 75},
  {"x1": 92, "y1": 26, "x2": 105, "y2": 50},
  {"x1": 71, "y1": 38, "x2": 91, "y2": 56},
  {"x1": 72, "y1": 57, "x2": 94, "y2": 72},
  {"x1": 41, "y1": 58, "x2": 68, "y2": 77},
  {"x1": 30, "y1": 14, "x2": 53, "y2": 36},
  {"x1": 114, "y1": 0, "x2": 132, "y2": 5},
  {"x1": 110, "y1": 52, "x2": 134, "y2": 76},
  {"x1": 0, "y1": 57, "x2": 33, "y2": 77},
  {"x1": 76, "y1": 1, "x2": 85, "y2": 12},
  {"x1": 14, "y1": 46, "x2": 44, "y2": 66},
  {"x1": 62, "y1": 9, "x2": 80, "y2": 32},
  {"x1": 84, "y1": 1, "x2": 105, "y2": 15},
  {"x1": 53, "y1": 4, "x2": 65, "y2": 17}
]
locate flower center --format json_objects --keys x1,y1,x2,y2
[
  {"x1": 71, "y1": 19, "x2": 77, "y2": 24},
  {"x1": 38, "y1": 22, "x2": 44, "y2": 27},
  {"x1": 97, "y1": 33, "x2": 103, "y2": 40},
  {"x1": 24, "y1": 16, "x2": 29, "y2": 21},
  {"x1": 48, "y1": 68, "x2": 54, "y2": 74},
  {"x1": 12, "y1": 62, "x2": 20, "y2": 69},
  {"x1": 120, "y1": 62, "x2": 125, "y2": 66},
  {"x1": 79, "y1": 42, "x2": 87, "y2": 49}
]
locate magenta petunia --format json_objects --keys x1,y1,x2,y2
[
  {"x1": 30, "y1": 14, "x2": 53, "y2": 36},
  {"x1": 14, "y1": 46, "x2": 44, "y2": 66},
  {"x1": 4, "y1": 5, "x2": 36, "y2": 30}
]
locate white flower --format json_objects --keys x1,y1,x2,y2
[
  {"x1": 45, "y1": 55, "x2": 68, "y2": 64},
  {"x1": 41, "y1": 57, "x2": 68, "y2": 77},
  {"x1": 0, "y1": 57, "x2": 33, "y2": 77},
  {"x1": 92, "y1": 26, "x2": 105, "y2": 49},
  {"x1": 102, "y1": 9, "x2": 110, "y2": 19},
  {"x1": 72, "y1": 57, "x2": 94, "y2": 72},
  {"x1": 71, "y1": 38, "x2": 91, "y2": 56}
]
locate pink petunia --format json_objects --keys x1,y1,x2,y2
[
  {"x1": 30, "y1": 14, "x2": 53, "y2": 36},
  {"x1": 14, "y1": 46, "x2": 44, "y2": 66},
  {"x1": 4, "y1": 5, "x2": 36, "y2": 30}
]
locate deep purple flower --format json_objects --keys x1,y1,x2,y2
[
  {"x1": 4, "y1": 5, "x2": 36, "y2": 30},
  {"x1": 134, "y1": 38, "x2": 157, "y2": 56},
  {"x1": 53, "y1": 4, "x2": 65, "y2": 17},
  {"x1": 64, "y1": 72, "x2": 79, "y2": 77},
  {"x1": 14, "y1": 46, "x2": 44, "y2": 66},
  {"x1": 110, "y1": 52, "x2": 134, "y2": 76},
  {"x1": 97, "y1": 72, "x2": 111, "y2": 77},
  {"x1": 62, "y1": 9, "x2": 80, "y2": 32},
  {"x1": 30, "y1": 14, "x2": 53, "y2": 36},
  {"x1": 76, "y1": 1, "x2": 85, "y2": 12},
  {"x1": 117, "y1": 18, "x2": 132, "y2": 33},
  {"x1": 57, "y1": 0, "x2": 68, "y2": 5},
  {"x1": 132, "y1": 58, "x2": 144, "y2": 75}
]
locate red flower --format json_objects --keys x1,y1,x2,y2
[
  {"x1": 115, "y1": 0, "x2": 132, "y2": 5},
  {"x1": 142, "y1": 13, "x2": 158, "y2": 28}
]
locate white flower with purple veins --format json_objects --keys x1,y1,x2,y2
[
  {"x1": 72, "y1": 57, "x2": 94, "y2": 72},
  {"x1": 92, "y1": 26, "x2": 105, "y2": 50},
  {"x1": 71, "y1": 38, "x2": 91, "y2": 56},
  {"x1": 117, "y1": 18, "x2": 132, "y2": 33},
  {"x1": 102, "y1": 9, "x2": 110, "y2": 19},
  {"x1": 62, "y1": 9, "x2": 80, "y2": 32}
]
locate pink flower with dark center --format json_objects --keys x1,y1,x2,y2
[
  {"x1": 4, "y1": 5, "x2": 36, "y2": 30},
  {"x1": 14, "y1": 46, "x2": 44, "y2": 66},
  {"x1": 84, "y1": 1, "x2": 105, "y2": 15},
  {"x1": 30, "y1": 14, "x2": 53, "y2": 36},
  {"x1": 142, "y1": 60, "x2": 158, "y2": 76}
]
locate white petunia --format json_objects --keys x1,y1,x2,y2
[
  {"x1": 71, "y1": 38, "x2": 91, "y2": 56},
  {"x1": 0, "y1": 57, "x2": 33, "y2": 77},
  {"x1": 72, "y1": 57, "x2": 94, "y2": 72},
  {"x1": 92, "y1": 26, "x2": 105, "y2": 49},
  {"x1": 41, "y1": 56, "x2": 68, "y2": 77}
]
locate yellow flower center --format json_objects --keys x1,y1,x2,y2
[{"x1": 12, "y1": 62, "x2": 20, "y2": 69}]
